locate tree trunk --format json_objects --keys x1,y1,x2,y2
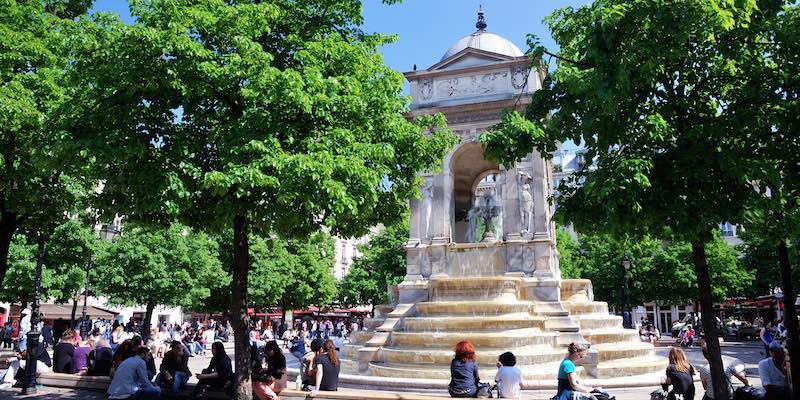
[
  {"x1": 142, "y1": 302, "x2": 155, "y2": 338},
  {"x1": 778, "y1": 239, "x2": 799, "y2": 395},
  {"x1": 692, "y1": 241, "x2": 729, "y2": 400},
  {"x1": 69, "y1": 296, "x2": 78, "y2": 329},
  {"x1": 0, "y1": 217, "x2": 18, "y2": 287},
  {"x1": 280, "y1": 298, "x2": 287, "y2": 330},
  {"x1": 231, "y1": 214, "x2": 252, "y2": 400}
]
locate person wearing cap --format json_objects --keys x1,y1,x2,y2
[
  {"x1": 300, "y1": 338, "x2": 324, "y2": 391},
  {"x1": 758, "y1": 341, "x2": 789, "y2": 400},
  {"x1": 17, "y1": 309, "x2": 31, "y2": 352}
]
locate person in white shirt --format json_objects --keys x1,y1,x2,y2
[
  {"x1": 494, "y1": 352, "x2": 523, "y2": 399},
  {"x1": 698, "y1": 345, "x2": 748, "y2": 399},
  {"x1": 759, "y1": 341, "x2": 789, "y2": 400}
]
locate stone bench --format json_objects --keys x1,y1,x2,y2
[
  {"x1": 37, "y1": 372, "x2": 228, "y2": 399},
  {"x1": 36, "y1": 372, "x2": 449, "y2": 399}
]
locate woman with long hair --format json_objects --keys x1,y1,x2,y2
[
  {"x1": 192, "y1": 341, "x2": 234, "y2": 399},
  {"x1": 664, "y1": 347, "x2": 695, "y2": 400},
  {"x1": 310, "y1": 339, "x2": 340, "y2": 397},
  {"x1": 555, "y1": 342, "x2": 595, "y2": 400},
  {"x1": 253, "y1": 341, "x2": 288, "y2": 400},
  {"x1": 449, "y1": 340, "x2": 479, "y2": 398}
]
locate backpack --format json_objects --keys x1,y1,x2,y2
[
  {"x1": 590, "y1": 388, "x2": 616, "y2": 400},
  {"x1": 733, "y1": 386, "x2": 765, "y2": 400},
  {"x1": 650, "y1": 389, "x2": 669, "y2": 400}
]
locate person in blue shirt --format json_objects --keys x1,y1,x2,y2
[
  {"x1": 107, "y1": 347, "x2": 160, "y2": 400},
  {"x1": 449, "y1": 340, "x2": 480, "y2": 398},
  {"x1": 556, "y1": 342, "x2": 596, "y2": 400}
]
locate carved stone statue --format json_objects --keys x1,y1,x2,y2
[
  {"x1": 466, "y1": 188, "x2": 502, "y2": 243},
  {"x1": 421, "y1": 180, "x2": 434, "y2": 239},
  {"x1": 518, "y1": 171, "x2": 534, "y2": 234}
]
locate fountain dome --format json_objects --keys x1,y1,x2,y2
[
  {"x1": 441, "y1": 31, "x2": 524, "y2": 61},
  {"x1": 440, "y1": 7, "x2": 524, "y2": 61}
]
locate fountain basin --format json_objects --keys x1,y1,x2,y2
[
  {"x1": 402, "y1": 314, "x2": 545, "y2": 331},
  {"x1": 390, "y1": 328, "x2": 556, "y2": 348}
]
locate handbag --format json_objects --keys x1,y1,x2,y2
[{"x1": 476, "y1": 382, "x2": 493, "y2": 398}]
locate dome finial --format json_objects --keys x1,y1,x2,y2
[{"x1": 476, "y1": 5, "x2": 487, "y2": 31}]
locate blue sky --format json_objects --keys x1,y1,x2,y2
[{"x1": 90, "y1": 0, "x2": 592, "y2": 73}]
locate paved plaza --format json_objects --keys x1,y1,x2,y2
[{"x1": 0, "y1": 340, "x2": 771, "y2": 400}]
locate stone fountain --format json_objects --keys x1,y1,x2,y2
[{"x1": 336, "y1": 10, "x2": 667, "y2": 390}]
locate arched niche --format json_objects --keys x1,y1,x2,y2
[{"x1": 448, "y1": 143, "x2": 500, "y2": 243}]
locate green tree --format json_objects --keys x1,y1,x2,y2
[
  {"x1": 207, "y1": 231, "x2": 337, "y2": 320},
  {"x1": 736, "y1": 231, "x2": 800, "y2": 299},
  {"x1": 0, "y1": 0, "x2": 94, "y2": 285},
  {"x1": 481, "y1": 2, "x2": 771, "y2": 395},
  {"x1": 338, "y1": 223, "x2": 408, "y2": 309},
  {"x1": 556, "y1": 228, "x2": 580, "y2": 279},
  {"x1": 281, "y1": 232, "x2": 337, "y2": 313},
  {"x1": 70, "y1": 1, "x2": 455, "y2": 396},
  {"x1": 44, "y1": 219, "x2": 104, "y2": 324},
  {"x1": 0, "y1": 220, "x2": 102, "y2": 311},
  {"x1": 94, "y1": 225, "x2": 225, "y2": 334},
  {"x1": 729, "y1": 2, "x2": 800, "y2": 389}
]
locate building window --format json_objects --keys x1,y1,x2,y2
[{"x1": 720, "y1": 222, "x2": 737, "y2": 237}]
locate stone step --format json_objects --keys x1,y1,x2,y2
[
  {"x1": 593, "y1": 355, "x2": 668, "y2": 378},
  {"x1": 543, "y1": 316, "x2": 579, "y2": 332},
  {"x1": 415, "y1": 300, "x2": 534, "y2": 316},
  {"x1": 368, "y1": 361, "x2": 585, "y2": 381},
  {"x1": 378, "y1": 345, "x2": 564, "y2": 366},
  {"x1": 592, "y1": 342, "x2": 656, "y2": 362},
  {"x1": 402, "y1": 314, "x2": 544, "y2": 332},
  {"x1": 576, "y1": 315, "x2": 623, "y2": 331},
  {"x1": 533, "y1": 301, "x2": 569, "y2": 317},
  {"x1": 582, "y1": 329, "x2": 640, "y2": 345},
  {"x1": 349, "y1": 330, "x2": 375, "y2": 344},
  {"x1": 363, "y1": 317, "x2": 385, "y2": 330},
  {"x1": 564, "y1": 301, "x2": 609, "y2": 315},
  {"x1": 390, "y1": 328, "x2": 557, "y2": 348}
]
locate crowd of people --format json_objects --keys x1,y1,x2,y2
[
  {"x1": 0, "y1": 317, "x2": 237, "y2": 399},
  {"x1": 441, "y1": 335, "x2": 792, "y2": 400}
]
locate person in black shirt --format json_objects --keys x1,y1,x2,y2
[
  {"x1": 155, "y1": 341, "x2": 190, "y2": 395},
  {"x1": 87, "y1": 338, "x2": 114, "y2": 376},
  {"x1": 191, "y1": 341, "x2": 233, "y2": 399},
  {"x1": 311, "y1": 339, "x2": 340, "y2": 397},
  {"x1": 53, "y1": 330, "x2": 76, "y2": 373},
  {"x1": 663, "y1": 347, "x2": 695, "y2": 400},
  {"x1": 41, "y1": 321, "x2": 54, "y2": 347}
]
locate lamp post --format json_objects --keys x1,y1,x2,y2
[
  {"x1": 21, "y1": 235, "x2": 45, "y2": 395},
  {"x1": 79, "y1": 258, "x2": 92, "y2": 340},
  {"x1": 622, "y1": 254, "x2": 631, "y2": 311},
  {"x1": 80, "y1": 224, "x2": 120, "y2": 339}
]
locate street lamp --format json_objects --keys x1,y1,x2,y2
[
  {"x1": 79, "y1": 225, "x2": 120, "y2": 339},
  {"x1": 21, "y1": 236, "x2": 45, "y2": 395},
  {"x1": 622, "y1": 254, "x2": 631, "y2": 309}
]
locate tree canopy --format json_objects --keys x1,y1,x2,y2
[
  {"x1": 338, "y1": 223, "x2": 408, "y2": 309},
  {"x1": 69, "y1": 1, "x2": 454, "y2": 396},
  {"x1": 94, "y1": 224, "x2": 225, "y2": 332},
  {"x1": 0, "y1": 0, "x2": 94, "y2": 285},
  {"x1": 0, "y1": 219, "x2": 102, "y2": 307},
  {"x1": 480, "y1": 1, "x2": 777, "y2": 397}
]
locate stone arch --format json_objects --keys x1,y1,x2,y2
[{"x1": 447, "y1": 142, "x2": 500, "y2": 242}]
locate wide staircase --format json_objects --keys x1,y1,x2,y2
[{"x1": 342, "y1": 277, "x2": 665, "y2": 381}]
